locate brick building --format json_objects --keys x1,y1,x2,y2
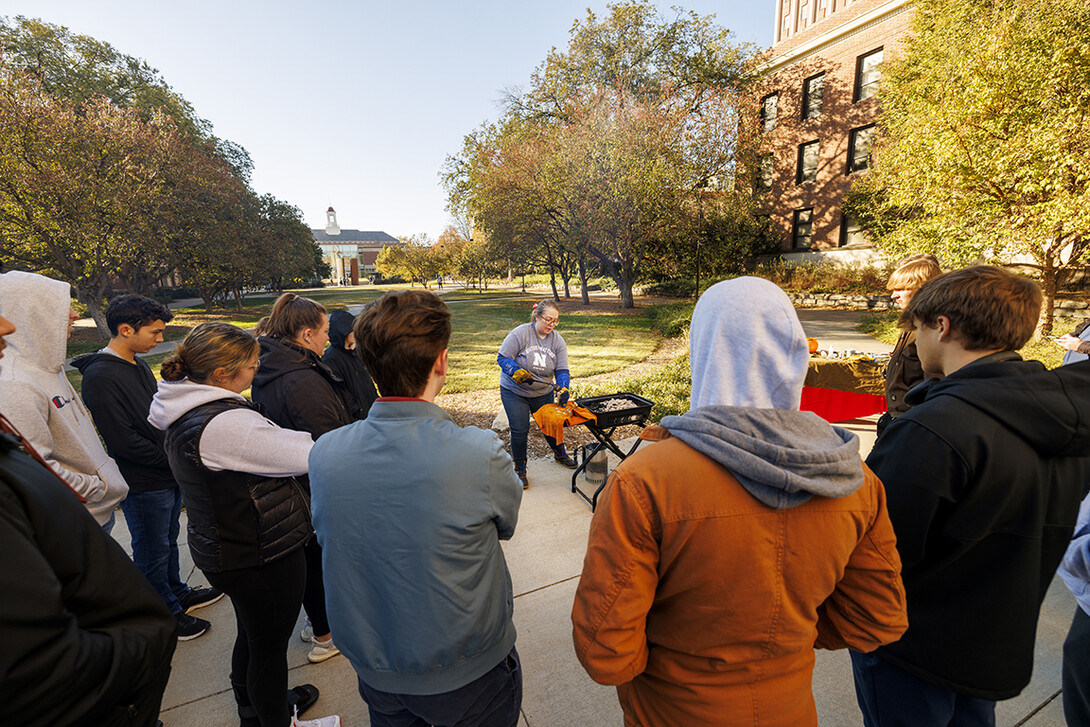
[
  {"x1": 311, "y1": 207, "x2": 399, "y2": 284},
  {"x1": 757, "y1": 0, "x2": 914, "y2": 259}
]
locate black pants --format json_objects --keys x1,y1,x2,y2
[
  {"x1": 1065, "y1": 606, "x2": 1090, "y2": 727},
  {"x1": 303, "y1": 537, "x2": 330, "y2": 637},
  {"x1": 207, "y1": 548, "x2": 306, "y2": 727}
]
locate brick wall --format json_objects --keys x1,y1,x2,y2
[{"x1": 756, "y1": 0, "x2": 914, "y2": 253}]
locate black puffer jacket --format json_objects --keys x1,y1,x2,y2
[
  {"x1": 322, "y1": 309, "x2": 379, "y2": 420},
  {"x1": 164, "y1": 399, "x2": 311, "y2": 573},
  {"x1": 0, "y1": 423, "x2": 177, "y2": 724},
  {"x1": 251, "y1": 336, "x2": 351, "y2": 440}
]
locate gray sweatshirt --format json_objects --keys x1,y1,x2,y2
[{"x1": 0, "y1": 271, "x2": 128, "y2": 525}]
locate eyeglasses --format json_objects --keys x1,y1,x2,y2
[{"x1": 539, "y1": 316, "x2": 559, "y2": 325}]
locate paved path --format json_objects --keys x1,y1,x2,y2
[{"x1": 103, "y1": 306, "x2": 1067, "y2": 726}]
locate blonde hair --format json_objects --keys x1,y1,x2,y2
[
  {"x1": 160, "y1": 322, "x2": 259, "y2": 384},
  {"x1": 888, "y1": 254, "x2": 942, "y2": 291},
  {"x1": 530, "y1": 299, "x2": 559, "y2": 323}
]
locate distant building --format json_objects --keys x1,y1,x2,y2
[
  {"x1": 757, "y1": 0, "x2": 914, "y2": 262},
  {"x1": 311, "y1": 207, "x2": 399, "y2": 283}
]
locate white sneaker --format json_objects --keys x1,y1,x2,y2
[
  {"x1": 307, "y1": 637, "x2": 340, "y2": 663},
  {"x1": 292, "y1": 706, "x2": 340, "y2": 727},
  {"x1": 300, "y1": 618, "x2": 313, "y2": 642}
]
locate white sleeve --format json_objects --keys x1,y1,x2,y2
[{"x1": 198, "y1": 408, "x2": 313, "y2": 477}]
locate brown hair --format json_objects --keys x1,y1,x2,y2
[
  {"x1": 530, "y1": 299, "x2": 559, "y2": 324},
  {"x1": 252, "y1": 316, "x2": 271, "y2": 338},
  {"x1": 160, "y1": 322, "x2": 260, "y2": 383},
  {"x1": 353, "y1": 290, "x2": 451, "y2": 398},
  {"x1": 888, "y1": 253, "x2": 942, "y2": 291},
  {"x1": 899, "y1": 265, "x2": 1042, "y2": 351},
  {"x1": 264, "y1": 293, "x2": 326, "y2": 341}
]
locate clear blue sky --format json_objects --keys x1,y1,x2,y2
[{"x1": 4, "y1": 1, "x2": 771, "y2": 240}]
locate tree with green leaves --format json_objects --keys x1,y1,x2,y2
[
  {"x1": 846, "y1": 0, "x2": 1090, "y2": 333},
  {"x1": 446, "y1": 0, "x2": 759, "y2": 308}
]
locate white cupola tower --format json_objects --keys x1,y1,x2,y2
[{"x1": 325, "y1": 206, "x2": 341, "y2": 236}]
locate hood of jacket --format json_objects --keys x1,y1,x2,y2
[
  {"x1": 0, "y1": 271, "x2": 72, "y2": 375},
  {"x1": 148, "y1": 379, "x2": 246, "y2": 431},
  {"x1": 907, "y1": 353, "x2": 1090, "y2": 458},
  {"x1": 660, "y1": 406, "x2": 863, "y2": 509},
  {"x1": 327, "y1": 309, "x2": 355, "y2": 350},
  {"x1": 689, "y1": 277, "x2": 809, "y2": 410},
  {"x1": 252, "y1": 335, "x2": 340, "y2": 387},
  {"x1": 70, "y1": 349, "x2": 130, "y2": 375}
]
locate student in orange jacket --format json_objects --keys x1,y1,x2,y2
[{"x1": 571, "y1": 277, "x2": 908, "y2": 726}]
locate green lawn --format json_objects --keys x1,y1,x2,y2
[{"x1": 67, "y1": 292, "x2": 665, "y2": 396}]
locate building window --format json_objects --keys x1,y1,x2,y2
[
  {"x1": 797, "y1": 141, "x2": 819, "y2": 184},
  {"x1": 840, "y1": 213, "x2": 867, "y2": 246},
  {"x1": 761, "y1": 93, "x2": 779, "y2": 133},
  {"x1": 802, "y1": 73, "x2": 824, "y2": 119},
  {"x1": 854, "y1": 48, "x2": 883, "y2": 102},
  {"x1": 793, "y1": 208, "x2": 814, "y2": 250},
  {"x1": 848, "y1": 124, "x2": 876, "y2": 173},
  {"x1": 758, "y1": 154, "x2": 774, "y2": 192}
]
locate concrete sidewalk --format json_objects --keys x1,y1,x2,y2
[{"x1": 112, "y1": 312, "x2": 1071, "y2": 726}]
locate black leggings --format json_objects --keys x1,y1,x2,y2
[
  {"x1": 302, "y1": 538, "x2": 330, "y2": 637},
  {"x1": 206, "y1": 548, "x2": 306, "y2": 727}
]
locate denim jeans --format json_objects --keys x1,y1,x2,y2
[
  {"x1": 358, "y1": 647, "x2": 522, "y2": 727},
  {"x1": 500, "y1": 387, "x2": 558, "y2": 464},
  {"x1": 850, "y1": 650, "x2": 996, "y2": 727},
  {"x1": 120, "y1": 486, "x2": 190, "y2": 614}
]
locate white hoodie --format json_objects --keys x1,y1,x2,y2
[{"x1": 0, "y1": 271, "x2": 128, "y2": 525}]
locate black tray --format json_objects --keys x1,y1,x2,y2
[{"x1": 575, "y1": 392, "x2": 654, "y2": 428}]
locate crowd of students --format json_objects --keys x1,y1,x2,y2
[{"x1": 3, "y1": 261, "x2": 1090, "y2": 727}]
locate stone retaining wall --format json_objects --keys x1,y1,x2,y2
[
  {"x1": 786, "y1": 291, "x2": 896, "y2": 310},
  {"x1": 785, "y1": 291, "x2": 1090, "y2": 320}
]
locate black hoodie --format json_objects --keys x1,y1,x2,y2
[
  {"x1": 71, "y1": 350, "x2": 175, "y2": 492},
  {"x1": 322, "y1": 309, "x2": 379, "y2": 420},
  {"x1": 250, "y1": 336, "x2": 351, "y2": 440},
  {"x1": 866, "y1": 353, "x2": 1090, "y2": 700}
]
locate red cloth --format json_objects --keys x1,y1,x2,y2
[{"x1": 800, "y1": 386, "x2": 886, "y2": 423}]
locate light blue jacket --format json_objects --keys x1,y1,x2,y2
[
  {"x1": 1060, "y1": 494, "x2": 1090, "y2": 616},
  {"x1": 310, "y1": 399, "x2": 522, "y2": 695}
]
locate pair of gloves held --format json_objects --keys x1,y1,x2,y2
[{"x1": 512, "y1": 368, "x2": 570, "y2": 406}]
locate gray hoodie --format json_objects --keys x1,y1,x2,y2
[
  {"x1": 664, "y1": 277, "x2": 863, "y2": 508},
  {"x1": 0, "y1": 271, "x2": 128, "y2": 524}
]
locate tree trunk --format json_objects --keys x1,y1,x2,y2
[
  {"x1": 548, "y1": 267, "x2": 559, "y2": 301},
  {"x1": 200, "y1": 287, "x2": 214, "y2": 313},
  {"x1": 1039, "y1": 264, "x2": 1058, "y2": 337},
  {"x1": 578, "y1": 255, "x2": 590, "y2": 306},
  {"x1": 76, "y1": 287, "x2": 111, "y2": 338},
  {"x1": 233, "y1": 289, "x2": 244, "y2": 312}
]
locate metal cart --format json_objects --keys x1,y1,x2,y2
[{"x1": 571, "y1": 392, "x2": 654, "y2": 510}]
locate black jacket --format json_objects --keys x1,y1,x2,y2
[
  {"x1": 163, "y1": 399, "x2": 311, "y2": 573},
  {"x1": 867, "y1": 353, "x2": 1090, "y2": 699},
  {"x1": 72, "y1": 351, "x2": 175, "y2": 492},
  {"x1": 251, "y1": 336, "x2": 351, "y2": 440},
  {"x1": 323, "y1": 310, "x2": 379, "y2": 420},
  {"x1": 0, "y1": 425, "x2": 177, "y2": 725}
]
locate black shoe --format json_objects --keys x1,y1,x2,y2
[
  {"x1": 288, "y1": 684, "x2": 320, "y2": 718},
  {"x1": 175, "y1": 612, "x2": 210, "y2": 641},
  {"x1": 179, "y1": 586, "x2": 225, "y2": 613},
  {"x1": 514, "y1": 462, "x2": 528, "y2": 489},
  {"x1": 553, "y1": 445, "x2": 578, "y2": 469}
]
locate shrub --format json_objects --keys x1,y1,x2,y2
[
  {"x1": 644, "y1": 301, "x2": 695, "y2": 337},
  {"x1": 641, "y1": 279, "x2": 697, "y2": 298},
  {"x1": 753, "y1": 260, "x2": 894, "y2": 295},
  {"x1": 575, "y1": 354, "x2": 692, "y2": 422}
]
